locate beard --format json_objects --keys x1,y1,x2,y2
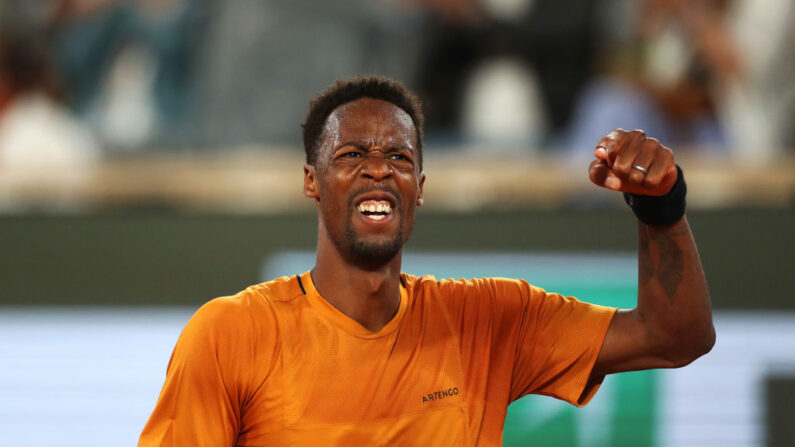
[
  {"x1": 333, "y1": 185, "x2": 406, "y2": 266},
  {"x1": 343, "y1": 216, "x2": 404, "y2": 266}
]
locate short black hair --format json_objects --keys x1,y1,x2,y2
[{"x1": 302, "y1": 75, "x2": 424, "y2": 170}]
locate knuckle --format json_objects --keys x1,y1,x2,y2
[
  {"x1": 643, "y1": 139, "x2": 659, "y2": 151},
  {"x1": 608, "y1": 130, "x2": 624, "y2": 141},
  {"x1": 644, "y1": 176, "x2": 661, "y2": 188}
]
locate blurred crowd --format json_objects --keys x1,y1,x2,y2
[{"x1": 0, "y1": 0, "x2": 792, "y2": 168}]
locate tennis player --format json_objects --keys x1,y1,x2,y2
[{"x1": 139, "y1": 76, "x2": 714, "y2": 446}]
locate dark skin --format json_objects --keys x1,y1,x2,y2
[
  {"x1": 304, "y1": 98, "x2": 425, "y2": 332},
  {"x1": 305, "y1": 100, "x2": 714, "y2": 375},
  {"x1": 589, "y1": 129, "x2": 715, "y2": 375}
]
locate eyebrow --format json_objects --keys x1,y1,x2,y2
[
  {"x1": 335, "y1": 142, "x2": 369, "y2": 151},
  {"x1": 386, "y1": 146, "x2": 415, "y2": 156},
  {"x1": 334, "y1": 142, "x2": 416, "y2": 153}
]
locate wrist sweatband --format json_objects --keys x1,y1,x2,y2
[{"x1": 623, "y1": 164, "x2": 687, "y2": 226}]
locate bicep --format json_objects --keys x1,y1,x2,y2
[{"x1": 593, "y1": 308, "x2": 679, "y2": 377}]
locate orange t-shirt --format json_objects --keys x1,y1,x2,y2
[{"x1": 139, "y1": 271, "x2": 616, "y2": 446}]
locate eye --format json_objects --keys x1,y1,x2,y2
[
  {"x1": 389, "y1": 153, "x2": 410, "y2": 161},
  {"x1": 340, "y1": 151, "x2": 362, "y2": 158}
]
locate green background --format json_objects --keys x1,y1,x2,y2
[{"x1": 1, "y1": 208, "x2": 791, "y2": 309}]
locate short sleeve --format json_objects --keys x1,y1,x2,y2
[
  {"x1": 139, "y1": 297, "x2": 261, "y2": 447},
  {"x1": 509, "y1": 283, "x2": 617, "y2": 406}
]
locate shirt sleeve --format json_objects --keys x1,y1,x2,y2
[
  {"x1": 138, "y1": 297, "x2": 260, "y2": 447},
  {"x1": 509, "y1": 283, "x2": 617, "y2": 406}
]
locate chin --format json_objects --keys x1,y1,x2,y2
[
  {"x1": 340, "y1": 210, "x2": 406, "y2": 265},
  {"x1": 346, "y1": 234, "x2": 403, "y2": 266}
]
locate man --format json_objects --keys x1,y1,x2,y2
[{"x1": 139, "y1": 76, "x2": 715, "y2": 446}]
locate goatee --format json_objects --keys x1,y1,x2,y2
[
  {"x1": 344, "y1": 220, "x2": 404, "y2": 266},
  {"x1": 342, "y1": 185, "x2": 405, "y2": 266}
]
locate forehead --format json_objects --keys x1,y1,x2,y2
[{"x1": 322, "y1": 98, "x2": 416, "y2": 146}]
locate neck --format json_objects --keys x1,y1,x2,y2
[{"x1": 311, "y1": 229, "x2": 403, "y2": 333}]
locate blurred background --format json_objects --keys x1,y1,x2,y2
[{"x1": 0, "y1": 0, "x2": 793, "y2": 445}]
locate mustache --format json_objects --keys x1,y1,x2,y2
[{"x1": 347, "y1": 184, "x2": 403, "y2": 210}]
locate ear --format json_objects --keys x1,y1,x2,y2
[
  {"x1": 416, "y1": 172, "x2": 426, "y2": 206},
  {"x1": 304, "y1": 164, "x2": 319, "y2": 200}
]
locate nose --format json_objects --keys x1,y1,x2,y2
[{"x1": 361, "y1": 152, "x2": 393, "y2": 181}]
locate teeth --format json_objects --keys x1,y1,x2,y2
[
  {"x1": 357, "y1": 200, "x2": 393, "y2": 214},
  {"x1": 369, "y1": 214, "x2": 385, "y2": 221}
]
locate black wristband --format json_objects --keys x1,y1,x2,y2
[{"x1": 623, "y1": 164, "x2": 687, "y2": 226}]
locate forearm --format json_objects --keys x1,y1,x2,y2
[
  {"x1": 590, "y1": 130, "x2": 716, "y2": 375},
  {"x1": 635, "y1": 216, "x2": 715, "y2": 366}
]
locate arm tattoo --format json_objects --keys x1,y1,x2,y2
[
  {"x1": 641, "y1": 224, "x2": 687, "y2": 304},
  {"x1": 656, "y1": 231, "x2": 685, "y2": 302}
]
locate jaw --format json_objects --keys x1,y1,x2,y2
[
  {"x1": 340, "y1": 203, "x2": 406, "y2": 266},
  {"x1": 314, "y1": 183, "x2": 417, "y2": 267}
]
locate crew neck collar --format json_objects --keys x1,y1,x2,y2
[{"x1": 299, "y1": 271, "x2": 409, "y2": 339}]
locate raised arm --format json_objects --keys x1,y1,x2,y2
[{"x1": 588, "y1": 129, "x2": 716, "y2": 378}]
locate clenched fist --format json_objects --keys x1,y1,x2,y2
[{"x1": 589, "y1": 129, "x2": 679, "y2": 197}]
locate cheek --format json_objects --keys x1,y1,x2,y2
[
  {"x1": 317, "y1": 172, "x2": 345, "y2": 199},
  {"x1": 399, "y1": 184, "x2": 420, "y2": 220},
  {"x1": 317, "y1": 176, "x2": 353, "y2": 217},
  {"x1": 401, "y1": 176, "x2": 421, "y2": 204}
]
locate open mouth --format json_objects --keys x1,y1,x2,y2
[{"x1": 356, "y1": 200, "x2": 393, "y2": 221}]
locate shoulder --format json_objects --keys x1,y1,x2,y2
[
  {"x1": 188, "y1": 275, "x2": 302, "y2": 338},
  {"x1": 402, "y1": 274, "x2": 541, "y2": 319},
  {"x1": 205, "y1": 275, "x2": 303, "y2": 312},
  {"x1": 404, "y1": 273, "x2": 535, "y2": 299},
  {"x1": 245, "y1": 274, "x2": 306, "y2": 304}
]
